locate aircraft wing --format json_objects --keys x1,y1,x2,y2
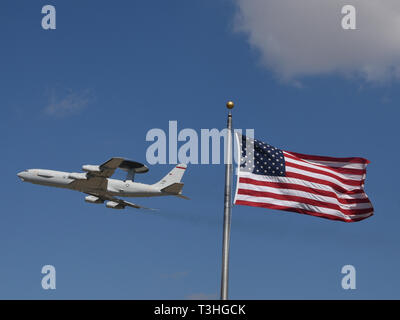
[
  {"x1": 87, "y1": 193, "x2": 156, "y2": 210},
  {"x1": 97, "y1": 157, "x2": 125, "y2": 178}
]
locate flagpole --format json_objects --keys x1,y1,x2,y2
[{"x1": 220, "y1": 100, "x2": 234, "y2": 300}]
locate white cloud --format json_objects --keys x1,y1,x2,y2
[
  {"x1": 44, "y1": 88, "x2": 93, "y2": 117},
  {"x1": 234, "y1": 0, "x2": 400, "y2": 82}
]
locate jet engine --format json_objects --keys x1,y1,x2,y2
[
  {"x1": 68, "y1": 172, "x2": 88, "y2": 180},
  {"x1": 82, "y1": 165, "x2": 101, "y2": 173},
  {"x1": 85, "y1": 195, "x2": 104, "y2": 204},
  {"x1": 106, "y1": 201, "x2": 125, "y2": 209}
]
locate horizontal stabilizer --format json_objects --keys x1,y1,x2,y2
[
  {"x1": 161, "y1": 182, "x2": 184, "y2": 194},
  {"x1": 175, "y1": 194, "x2": 190, "y2": 200},
  {"x1": 161, "y1": 183, "x2": 189, "y2": 200}
]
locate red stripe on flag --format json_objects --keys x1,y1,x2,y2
[
  {"x1": 238, "y1": 177, "x2": 369, "y2": 204},
  {"x1": 285, "y1": 172, "x2": 363, "y2": 194},
  {"x1": 234, "y1": 200, "x2": 372, "y2": 222},
  {"x1": 285, "y1": 151, "x2": 370, "y2": 164},
  {"x1": 283, "y1": 153, "x2": 367, "y2": 175},
  {"x1": 285, "y1": 162, "x2": 363, "y2": 186},
  {"x1": 237, "y1": 189, "x2": 372, "y2": 215}
]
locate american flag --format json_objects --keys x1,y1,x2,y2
[{"x1": 233, "y1": 134, "x2": 373, "y2": 222}]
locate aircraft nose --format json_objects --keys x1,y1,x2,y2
[{"x1": 17, "y1": 171, "x2": 26, "y2": 180}]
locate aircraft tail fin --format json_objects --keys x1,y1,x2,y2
[
  {"x1": 154, "y1": 164, "x2": 188, "y2": 195},
  {"x1": 160, "y1": 182, "x2": 190, "y2": 200}
]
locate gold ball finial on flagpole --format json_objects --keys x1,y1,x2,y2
[{"x1": 226, "y1": 101, "x2": 234, "y2": 109}]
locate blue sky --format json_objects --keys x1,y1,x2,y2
[{"x1": 1, "y1": 0, "x2": 400, "y2": 299}]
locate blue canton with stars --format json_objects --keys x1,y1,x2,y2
[{"x1": 240, "y1": 135, "x2": 286, "y2": 176}]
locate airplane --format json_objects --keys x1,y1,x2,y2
[{"x1": 17, "y1": 158, "x2": 188, "y2": 210}]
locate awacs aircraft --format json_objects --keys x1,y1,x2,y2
[{"x1": 17, "y1": 158, "x2": 188, "y2": 210}]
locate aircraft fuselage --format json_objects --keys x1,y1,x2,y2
[{"x1": 17, "y1": 169, "x2": 163, "y2": 198}]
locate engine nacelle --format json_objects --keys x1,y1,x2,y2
[
  {"x1": 106, "y1": 201, "x2": 125, "y2": 209},
  {"x1": 68, "y1": 172, "x2": 88, "y2": 180},
  {"x1": 82, "y1": 165, "x2": 101, "y2": 173},
  {"x1": 85, "y1": 195, "x2": 104, "y2": 204}
]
